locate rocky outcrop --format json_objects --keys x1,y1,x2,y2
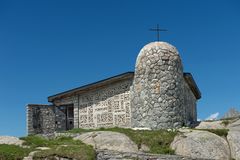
[
  {"x1": 25, "y1": 150, "x2": 202, "y2": 160},
  {"x1": 227, "y1": 131, "x2": 240, "y2": 160},
  {"x1": 23, "y1": 151, "x2": 39, "y2": 160},
  {"x1": 227, "y1": 118, "x2": 240, "y2": 131},
  {"x1": 171, "y1": 130, "x2": 231, "y2": 160},
  {"x1": 3, "y1": 118, "x2": 240, "y2": 160},
  {"x1": 196, "y1": 120, "x2": 226, "y2": 129},
  {"x1": 73, "y1": 131, "x2": 138, "y2": 153},
  {"x1": 0, "y1": 136, "x2": 24, "y2": 146},
  {"x1": 196, "y1": 117, "x2": 240, "y2": 130},
  {"x1": 227, "y1": 119, "x2": 240, "y2": 160},
  {"x1": 96, "y1": 150, "x2": 199, "y2": 160}
]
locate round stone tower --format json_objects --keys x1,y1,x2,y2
[{"x1": 131, "y1": 41, "x2": 185, "y2": 129}]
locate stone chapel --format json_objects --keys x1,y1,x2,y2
[{"x1": 27, "y1": 41, "x2": 201, "y2": 135}]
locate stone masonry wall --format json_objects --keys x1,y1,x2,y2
[
  {"x1": 78, "y1": 79, "x2": 132, "y2": 128},
  {"x1": 52, "y1": 79, "x2": 133, "y2": 129},
  {"x1": 131, "y1": 42, "x2": 186, "y2": 129},
  {"x1": 27, "y1": 104, "x2": 55, "y2": 135},
  {"x1": 183, "y1": 81, "x2": 197, "y2": 125}
]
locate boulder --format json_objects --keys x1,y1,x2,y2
[
  {"x1": 227, "y1": 118, "x2": 240, "y2": 131},
  {"x1": 195, "y1": 120, "x2": 226, "y2": 129},
  {"x1": 171, "y1": 130, "x2": 230, "y2": 159},
  {"x1": 74, "y1": 131, "x2": 138, "y2": 153},
  {"x1": 139, "y1": 144, "x2": 150, "y2": 152},
  {"x1": 36, "y1": 147, "x2": 51, "y2": 150},
  {"x1": 96, "y1": 149, "x2": 197, "y2": 160},
  {"x1": 227, "y1": 131, "x2": 240, "y2": 160},
  {"x1": 23, "y1": 151, "x2": 39, "y2": 160},
  {"x1": 0, "y1": 136, "x2": 24, "y2": 146}
]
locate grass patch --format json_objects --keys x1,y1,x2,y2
[
  {"x1": 195, "y1": 129, "x2": 229, "y2": 137},
  {"x1": 220, "y1": 116, "x2": 240, "y2": 121},
  {"x1": 0, "y1": 144, "x2": 32, "y2": 160},
  {"x1": 20, "y1": 135, "x2": 95, "y2": 159},
  {"x1": 204, "y1": 120, "x2": 215, "y2": 122},
  {"x1": 21, "y1": 135, "x2": 82, "y2": 148},
  {"x1": 33, "y1": 143, "x2": 95, "y2": 160},
  {"x1": 21, "y1": 135, "x2": 54, "y2": 148},
  {"x1": 1, "y1": 128, "x2": 177, "y2": 159},
  {"x1": 221, "y1": 120, "x2": 230, "y2": 126},
  {"x1": 68, "y1": 127, "x2": 177, "y2": 154}
]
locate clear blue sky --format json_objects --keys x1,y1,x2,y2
[{"x1": 0, "y1": 0, "x2": 240, "y2": 136}]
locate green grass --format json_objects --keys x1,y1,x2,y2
[
  {"x1": 221, "y1": 120, "x2": 231, "y2": 126},
  {"x1": 33, "y1": 143, "x2": 95, "y2": 160},
  {"x1": 0, "y1": 144, "x2": 32, "y2": 160},
  {"x1": 68, "y1": 127, "x2": 177, "y2": 154},
  {"x1": 204, "y1": 120, "x2": 215, "y2": 122},
  {"x1": 0, "y1": 128, "x2": 177, "y2": 159},
  {"x1": 220, "y1": 116, "x2": 240, "y2": 121},
  {"x1": 21, "y1": 135, "x2": 82, "y2": 148},
  {"x1": 195, "y1": 129, "x2": 229, "y2": 137},
  {"x1": 20, "y1": 135, "x2": 95, "y2": 160},
  {"x1": 20, "y1": 135, "x2": 54, "y2": 148}
]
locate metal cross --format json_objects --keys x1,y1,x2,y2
[{"x1": 149, "y1": 24, "x2": 167, "y2": 41}]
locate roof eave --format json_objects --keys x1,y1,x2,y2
[
  {"x1": 183, "y1": 72, "x2": 201, "y2": 100},
  {"x1": 48, "y1": 72, "x2": 134, "y2": 102}
]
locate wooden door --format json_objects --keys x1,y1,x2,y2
[{"x1": 66, "y1": 105, "x2": 74, "y2": 130}]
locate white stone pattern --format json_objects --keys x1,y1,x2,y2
[
  {"x1": 78, "y1": 79, "x2": 132, "y2": 128},
  {"x1": 131, "y1": 42, "x2": 187, "y2": 129}
]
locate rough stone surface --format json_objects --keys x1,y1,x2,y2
[
  {"x1": 36, "y1": 147, "x2": 51, "y2": 150},
  {"x1": 227, "y1": 131, "x2": 240, "y2": 160},
  {"x1": 23, "y1": 151, "x2": 74, "y2": 160},
  {"x1": 139, "y1": 144, "x2": 150, "y2": 152},
  {"x1": 171, "y1": 130, "x2": 231, "y2": 160},
  {"x1": 0, "y1": 136, "x2": 24, "y2": 146},
  {"x1": 27, "y1": 104, "x2": 55, "y2": 135},
  {"x1": 131, "y1": 41, "x2": 197, "y2": 129},
  {"x1": 23, "y1": 151, "x2": 39, "y2": 160},
  {"x1": 195, "y1": 120, "x2": 226, "y2": 129},
  {"x1": 26, "y1": 150, "x2": 203, "y2": 160},
  {"x1": 73, "y1": 131, "x2": 138, "y2": 153},
  {"x1": 227, "y1": 119, "x2": 240, "y2": 160},
  {"x1": 96, "y1": 150, "x2": 205, "y2": 160},
  {"x1": 228, "y1": 118, "x2": 240, "y2": 131}
]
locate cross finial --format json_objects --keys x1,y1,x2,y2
[{"x1": 149, "y1": 24, "x2": 167, "y2": 41}]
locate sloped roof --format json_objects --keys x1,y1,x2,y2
[
  {"x1": 184, "y1": 73, "x2": 201, "y2": 99},
  {"x1": 48, "y1": 72, "x2": 134, "y2": 102},
  {"x1": 48, "y1": 71, "x2": 201, "y2": 102}
]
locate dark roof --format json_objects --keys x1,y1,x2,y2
[
  {"x1": 48, "y1": 72, "x2": 134, "y2": 102},
  {"x1": 27, "y1": 104, "x2": 52, "y2": 107},
  {"x1": 183, "y1": 73, "x2": 201, "y2": 99},
  {"x1": 48, "y1": 71, "x2": 201, "y2": 102}
]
